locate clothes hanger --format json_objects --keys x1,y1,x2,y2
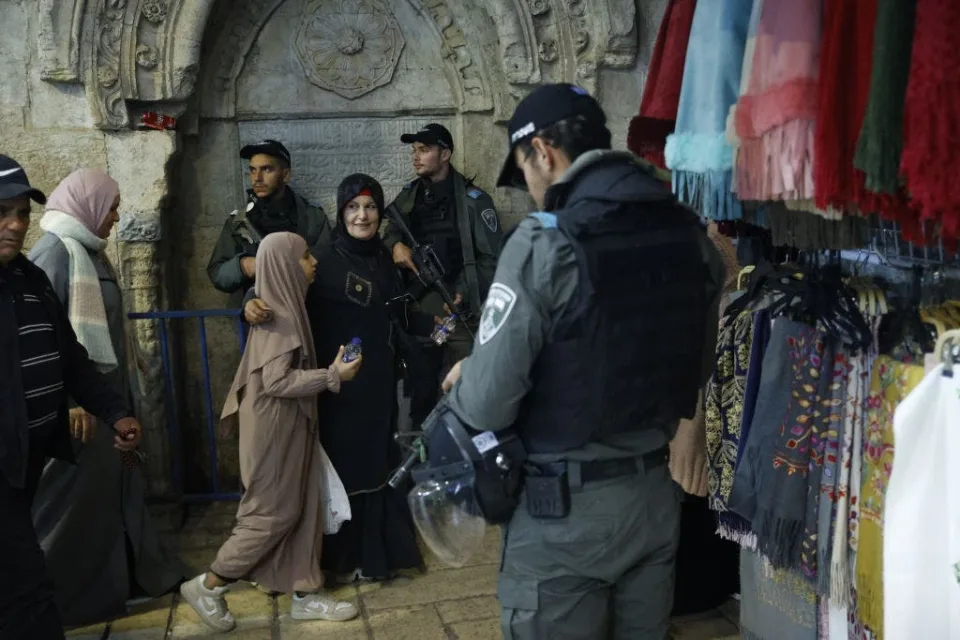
[{"x1": 935, "y1": 328, "x2": 960, "y2": 377}]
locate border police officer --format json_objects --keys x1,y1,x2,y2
[
  {"x1": 440, "y1": 84, "x2": 726, "y2": 639},
  {"x1": 207, "y1": 139, "x2": 330, "y2": 306},
  {"x1": 383, "y1": 124, "x2": 503, "y2": 426}
]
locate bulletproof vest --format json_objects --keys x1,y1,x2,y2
[
  {"x1": 514, "y1": 199, "x2": 709, "y2": 454},
  {"x1": 411, "y1": 179, "x2": 463, "y2": 283}
]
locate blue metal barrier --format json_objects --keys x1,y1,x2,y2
[{"x1": 127, "y1": 309, "x2": 247, "y2": 503}]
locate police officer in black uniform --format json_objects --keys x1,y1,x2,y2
[
  {"x1": 426, "y1": 84, "x2": 726, "y2": 639},
  {"x1": 206, "y1": 140, "x2": 329, "y2": 307}
]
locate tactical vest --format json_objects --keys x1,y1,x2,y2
[
  {"x1": 514, "y1": 199, "x2": 709, "y2": 454},
  {"x1": 410, "y1": 182, "x2": 463, "y2": 283}
]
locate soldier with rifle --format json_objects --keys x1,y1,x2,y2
[{"x1": 384, "y1": 124, "x2": 503, "y2": 426}]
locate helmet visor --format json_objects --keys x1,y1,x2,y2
[{"x1": 408, "y1": 475, "x2": 486, "y2": 568}]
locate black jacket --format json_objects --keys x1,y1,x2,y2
[{"x1": 0, "y1": 255, "x2": 130, "y2": 489}]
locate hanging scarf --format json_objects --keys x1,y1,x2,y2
[
  {"x1": 855, "y1": 356, "x2": 926, "y2": 638},
  {"x1": 813, "y1": 0, "x2": 879, "y2": 212},
  {"x1": 900, "y1": 0, "x2": 960, "y2": 240},
  {"x1": 728, "y1": 318, "x2": 837, "y2": 572},
  {"x1": 38, "y1": 210, "x2": 118, "y2": 372},
  {"x1": 664, "y1": 0, "x2": 753, "y2": 221},
  {"x1": 705, "y1": 309, "x2": 755, "y2": 538},
  {"x1": 627, "y1": 0, "x2": 697, "y2": 170},
  {"x1": 732, "y1": 0, "x2": 822, "y2": 204},
  {"x1": 815, "y1": 350, "x2": 850, "y2": 595}
]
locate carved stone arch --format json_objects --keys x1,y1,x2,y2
[{"x1": 486, "y1": 0, "x2": 540, "y2": 86}]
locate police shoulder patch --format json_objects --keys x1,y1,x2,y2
[
  {"x1": 478, "y1": 283, "x2": 517, "y2": 346},
  {"x1": 466, "y1": 187, "x2": 484, "y2": 200},
  {"x1": 480, "y1": 208, "x2": 498, "y2": 233}
]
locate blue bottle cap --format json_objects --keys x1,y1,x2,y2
[{"x1": 350, "y1": 337, "x2": 362, "y2": 345}]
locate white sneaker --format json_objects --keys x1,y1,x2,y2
[
  {"x1": 179, "y1": 574, "x2": 236, "y2": 632},
  {"x1": 290, "y1": 592, "x2": 359, "y2": 622}
]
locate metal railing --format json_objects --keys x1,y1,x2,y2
[{"x1": 127, "y1": 309, "x2": 247, "y2": 503}]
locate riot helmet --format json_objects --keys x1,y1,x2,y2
[{"x1": 408, "y1": 402, "x2": 526, "y2": 568}]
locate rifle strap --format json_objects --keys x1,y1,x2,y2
[{"x1": 454, "y1": 173, "x2": 483, "y2": 315}]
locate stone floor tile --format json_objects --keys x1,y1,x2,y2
[
  {"x1": 177, "y1": 548, "x2": 220, "y2": 573},
  {"x1": 107, "y1": 629, "x2": 167, "y2": 640},
  {"x1": 64, "y1": 627, "x2": 105, "y2": 640},
  {"x1": 108, "y1": 594, "x2": 174, "y2": 633},
  {"x1": 173, "y1": 528, "x2": 230, "y2": 551},
  {"x1": 170, "y1": 584, "x2": 273, "y2": 637},
  {"x1": 368, "y1": 604, "x2": 446, "y2": 640},
  {"x1": 670, "y1": 612, "x2": 739, "y2": 639},
  {"x1": 435, "y1": 596, "x2": 500, "y2": 624},
  {"x1": 445, "y1": 617, "x2": 501, "y2": 640},
  {"x1": 360, "y1": 565, "x2": 496, "y2": 611},
  {"x1": 421, "y1": 526, "x2": 501, "y2": 572}
]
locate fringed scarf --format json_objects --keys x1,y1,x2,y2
[
  {"x1": 665, "y1": 0, "x2": 754, "y2": 221},
  {"x1": 855, "y1": 356, "x2": 926, "y2": 638},
  {"x1": 732, "y1": 0, "x2": 822, "y2": 204},
  {"x1": 627, "y1": 0, "x2": 697, "y2": 170},
  {"x1": 900, "y1": 0, "x2": 960, "y2": 241},
  {"x1": 813, "y1": 0, "x2": 878, "y2": 212}
]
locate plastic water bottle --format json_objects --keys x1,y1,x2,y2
[
  {"x1": 342, "y1": 337, "x2": 362, "y2": 363},
  {"x1": 430, "y1": 314, "x2": 458, "y2": 346}
]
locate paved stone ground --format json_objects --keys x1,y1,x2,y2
[{"x1": 64, "y1": 502, "x2": 740, "y2": 639}]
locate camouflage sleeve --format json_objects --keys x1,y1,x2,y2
[{"x1": 206, "y1": 218, "x2": 248, "y2": 294}]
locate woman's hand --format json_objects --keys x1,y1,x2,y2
[
  {"x1": 112, "y1": 417, "x2": 142, "y2": 451},
  {"x1": 69, "y1": 407, "x2": 96, "y2": 444},
  {"x1": 331, "y1": 346, "x2": 362, "y2": 382},
  {"x1": 441, "y1": 359, "x2": 464, "y2": 393},
  {"x1": 244, "y1": 298, "x2": 273, "y2": 325}
]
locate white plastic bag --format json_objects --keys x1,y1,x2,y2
[{"x1": 317, "y1": 442, "x2": 351, "y2": 535}]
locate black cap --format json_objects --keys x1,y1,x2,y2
[
  {"x1": 400, "y1": 123, "x2": 454, "y2": 151},
  {"x1": 240, "y1": 139, "x2": 292, "y2": 167},
  {"x1": 496, "y1": 83, "x2": 607, "y2": 188},
  {"x1": 0, "y1": 155, "x2": 47, "y2": 205}
]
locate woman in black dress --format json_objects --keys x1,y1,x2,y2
[{"x1": 308, "y1": 174, "x2": 438, "y2": 583}]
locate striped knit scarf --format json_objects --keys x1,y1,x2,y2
[{"x1": 39, "y1": 210, "x2": 118, "y2": 372}]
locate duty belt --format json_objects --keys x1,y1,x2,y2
[{"x1": 537, "y1": 445, "x2": 669, "y2": 485}]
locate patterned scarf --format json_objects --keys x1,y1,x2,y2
[
  {"x1": 855, "y1": 356, "x2": 926, "y2": 637},
  {"x1": 705, "y1": 308, "x2": 756, "y2": 542}
]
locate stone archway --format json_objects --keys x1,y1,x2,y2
[{"x1": 35, "y1": 0, "x2": 654, "y2": 494}]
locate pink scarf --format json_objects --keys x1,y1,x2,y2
[
  {"x1": 733, "y1": 0, "x2": 822, "y2": 202},
  {"x1": 45, "y1": 168, "x2": 119, "y2": 236}
]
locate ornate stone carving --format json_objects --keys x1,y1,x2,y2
[
  {"x1": 538, "y1": 39, "x2": 558, "y2": 63},
  {"x1": 486, "y1": 0, "x2": 539, "y2": 84},
  {"x1": 38, "y1": 0, "x2": 85, "y2": 83},
  {"x1": 420, "y1": 0, "x2": 492, "y2": 112},
  {"x1": 573, "y1": 29, "x2": 589, "y2": 53},
  {"x1": 136, "y1": 44, "x2": 158, "y2": 69},
  {"x1": 565, "y1": 0, "x2": 585, "y2": 17},
  {"x1": 528, "y1": 0, "x2": 550, "y2": 16},
  {"x1": 141, "y1": 0, "x2": 168, "y2": 23},
  {"x1": 294, "y1": 0, "x2": 405, "y2": 100},
  {"x1": 603, "y1": 0, "x2": 638, "y2": 68},
  {"x1": 91, "y1": 0, "x2": 128, "y2": 129}
]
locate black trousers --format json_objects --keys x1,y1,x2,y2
[{"x1": 0, "y1": 427, "x2": 66, "y2": 640}]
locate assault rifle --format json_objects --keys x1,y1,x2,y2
[{"x1": 384, "y1": 203, "x2": 475, "y2": 337}]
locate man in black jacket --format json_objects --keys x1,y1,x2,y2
[{"x1": 0, "y1": 155, "x2": 143, "y2": 640}]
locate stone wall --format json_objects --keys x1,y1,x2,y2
[{"x1": 1, "y1": 0, "x2": 666, "y2": 496}]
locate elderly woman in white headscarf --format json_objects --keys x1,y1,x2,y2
[{"x1": 27, "y1": 168, "x2": 186, "y2": 627}]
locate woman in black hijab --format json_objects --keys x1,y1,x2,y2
[{"x1": 308, "y1": 174, "x2": 436, "y2": 583}]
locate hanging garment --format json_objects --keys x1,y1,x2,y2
[
  {"x1": 813, "y1": 0, "x2": 878, "y2": 212},
  {"x1": 900, "y1": 0, "x2": 960, "y2": 240},
  {"x1": 855, "y1": 356, "x2": 926, "y2": 638},
  {"x1": 739, "y1": 548, "x2": 817, "y2": 640},
  {"x1": 883, "y1": 364, "x2": 960, "y2": 638},
  {"x1": 732, "y1": 0, "x2": 822, "y2": 204},
  {"x1": 627, "y1": 0, "x2": 697, "y2": 170},
  {"x1": 665, "y1": 0, "x2": 754, "y2": 220}
]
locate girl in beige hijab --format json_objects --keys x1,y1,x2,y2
[{"x1": 180, "y1": 232, "x2": 361, "y2": 632}]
